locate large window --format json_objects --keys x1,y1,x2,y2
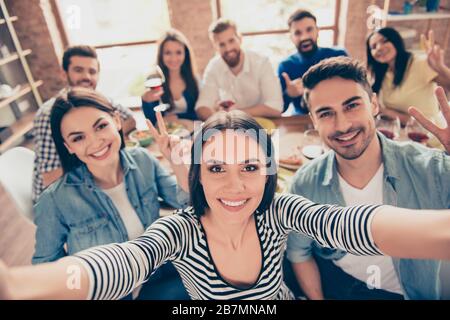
[
  {"x1": 53, "y1": 0, "x2": 171, "y2": 99},
  {"x1": 217, "y1": 0, "x2": 341, "y2": 66}
]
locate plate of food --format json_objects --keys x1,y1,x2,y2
[
  {"x1": 125, "y1": 140, "x2": 139, "y2": 149},
  {"x1": 278, "y1": 154, "x2": 303, "y2": 171},
  {"x1": 301, "y1": 145, "x2": 324, "y2": 160},
  {"x1": 166, "y1": 122, "x2": 191, "y2": 138},
  {"x1": 254, "y1": 117, "x2": 277, "y2": 135},
  {"x1": 129, "y1": 130, "x2": 154, "y2": 147}
]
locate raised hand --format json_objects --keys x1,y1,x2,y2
[
  {"x1": 146, "y1": 111, "x2": 191, "y2": 166},
  {"x1": 408, "y1": 86, "x2": 450, "y2": 153},
  {"x1": 421, "y1": 30, "x2": 446, "y2": 74},
  {"x1": 282, "y1": 72, "x2": 304, "y2": 98},
  {"x1": 146, "y1": 111, "x2": 180, "y2": 161}
]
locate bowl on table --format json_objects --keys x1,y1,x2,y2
[
  {"x1": 166, "y1": 122, "x2": 191, "y2": 138},
  {"x1": 129, "y1": 130, "x2": 154, "y2": 147},
  {"x1": 125, "y1": 139, "x2": 139, "y2": 149}
]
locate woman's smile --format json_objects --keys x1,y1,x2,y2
[
  {"x1": 218, "y1": 198, "x2": 250, "y2": 212},
  {"x1": 88, "y1": 143, "x2": 112, "y2": 160}
]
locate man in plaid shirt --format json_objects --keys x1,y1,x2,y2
[{"x1": 32, "y1": 46, "x2": 136, "y2": 203}]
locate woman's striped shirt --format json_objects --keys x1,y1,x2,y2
[{"x1": 73, "y1": 193, "x2": 382, "y2": 300}]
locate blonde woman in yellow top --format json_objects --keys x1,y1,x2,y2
[{"x1": 367, "y1": 28, "x2": 450, "y2": 127}]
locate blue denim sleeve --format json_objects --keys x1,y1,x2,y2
[
  {"x1": 437, "y1": 152, "x2": 450, "y2": 208},
  {"x1": 32, "y1": 192, "x2": 68, "y2": 264},
  {"x1": 286, "y1": 232, "x2": 315, "y2": 263},
  {"x1": 152, "y1": 156, "x2": 189, "y2": 209}
]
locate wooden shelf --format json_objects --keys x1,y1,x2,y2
[
  {"x1": 0, "y1": 3, "x2": 43, "y2": 154},
  {"x1": 0, "y1": 109, "x2": 36, "y2": 153},
  {"x1": 0, "y1": 49, "x2": 32, "y2": 67},
  {"x1": 386, "y1": 11, "x2": 450, "y2": 22},
  {"x1": 0, "y1": 16, "x2": 17, "y2": 25},
  {"x1": 0, "y1": 79, "x2": 42, "y2": 110}
]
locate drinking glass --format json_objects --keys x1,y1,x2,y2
[
  {"x1": 144, "y1": 65, "x2": 169, "y2": 112},
  {"x1": 376, "y1": 114, "x2": 401, "y2": 140},
  {"x1": 218, "y1": 88, "x2": 236, "y2": 111},
  {"x1": 405, "y1": 117, "x2": 430, "y2": 144},
  {"x1": 301, "y1": 129, "x2": 324, "y2": 160}
]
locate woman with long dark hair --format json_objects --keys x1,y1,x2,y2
[
  {"x1": 2, "y1": 109, "x2": 450, "y2": 300},
  {"x1": 31, "y1": 87, "x2": 190, "y2": 299},
  {"x1": 367, "y1": 27, "x2": 450, "y2": 125},
  {"x1": 142, "y1": 29, "x2": 200, "y2": 124}
]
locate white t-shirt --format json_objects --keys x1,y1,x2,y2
[
  {"x1": 171, "y1": 96, "x2": 188, "y2": 114},
  {"x1": 103, "y1": 182, "x2": 145, "y2": 240},
  {"x1": 103, "y1": 182, "x2": 146, "y2": 299},
  {"x1": 195, "y1": 50, "x2": 283, "y2": 112},
  {"x1": 335, "y1": 164, "x2": 403, "y2": 295}
]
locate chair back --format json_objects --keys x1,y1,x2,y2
[{"x1": 0, "y1": 147, "x2": 35, "y2": 220}]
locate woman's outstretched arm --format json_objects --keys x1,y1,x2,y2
[
  {"x1": 1, "y1": 214, "x2": 186, "y2": 300},
  {"x1": 277, "y1": 194, "x2": 450, "y2": 260},
  {"x1": 0, "y1": 257, "x2": 89, "y2": 300},
  {"x1": 371, "y1": 206, "x2": 450, "y2": 260}
]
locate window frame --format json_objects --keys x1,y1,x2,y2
[
  {"x1": 215, "y1": 0, "x2": 342, "y2": 45},
  {"x1": 50, "y1": 0, "x2": 161, "y2": 50}
]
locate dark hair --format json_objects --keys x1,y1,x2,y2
[
  {"x1": 156, "y1": 29, "x2": 199, "y2": 112},
  {"x1": 366, "y1": 27, "x2": 412, "y2": 93},
  {"x1": 302, "y1": 56, "x2": 373, "y2": 111},
  {"x1": 62, "y1": 45, "x2": 98, "y2": 72},
  {"x1": 208, "y1": 18, "x2": 239, "y2": 36},
  {"x1": 288, "y1": 9, "x2": 317, "y2": 27},
  {"x1": 188, "y1": 110, "x2": 277, "y2": 217},
  {"x1": 50, "y1": 88, "x2": 125, "y2": 173}
]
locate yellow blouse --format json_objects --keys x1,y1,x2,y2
[{"x1": 381, "y1": 54, "x2": 441, "y2": 123}]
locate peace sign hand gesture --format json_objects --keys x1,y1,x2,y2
[
  {"x1": 421, "y1": 30, "x2": 446, "y2": 74},
  {"x1": 408, "y1": 86, "x2": 450, "y2": 154},
  {"x1": 146, "y1": 112, "x2": 191, "y2": 191}
]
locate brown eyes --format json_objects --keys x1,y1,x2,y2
[{"x1": 207, "y1": 164, "x2": 259, "y2": 173}]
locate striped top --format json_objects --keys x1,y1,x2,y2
[{"x1": 74, "y1": 193, "x2": 382, "y2": 300}]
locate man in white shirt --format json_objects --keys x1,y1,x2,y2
[{"x1": 195, "y1": 18, "x2": 283, "y2": 120}]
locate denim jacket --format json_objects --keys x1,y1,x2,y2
[
  {"x1": 32, "y1": 147, "x2": 189, "y2": 264},
  {"x1": 287, "y1": 133, "x2": 450, "y2": 299}
]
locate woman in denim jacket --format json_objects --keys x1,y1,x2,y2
[{"x1": 32, "y1": 87, "x2": 190, "y2": 299}]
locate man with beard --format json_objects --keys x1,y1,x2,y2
[
  {"x1": 278, "y1": 9, "x2": 347, "y2": 114},
  {"x1": 286, "y1": 57, "x2": 449, "y2": 299},
  {"x1": 32, "y1": 46, "x2": 137, "y2": 202},
  {"x1": 195, "y1": 19, "x2": 283, "y2": 120}
]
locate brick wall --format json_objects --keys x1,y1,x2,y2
[
  {"x1": 5, "y1": 0, "x2": 65, "y2": 101},
  {"x1": 344, "y1": 0, "x2": 450, "y2": 66},
  {"x1": 167, "y1": 0, "x2": 216, "y2": 74},
  {"x1": 4, "y1": 0, "x2": 450, "y2": 99}
]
